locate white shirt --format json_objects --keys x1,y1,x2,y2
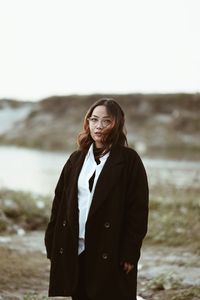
[{"x1": 77, "y1": 144, "x2": 110, "y2": 254}]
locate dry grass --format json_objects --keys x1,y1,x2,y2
[
  {"x1": 146, "y1": 185, "x2": 200, "y2": 254},
  {"x1": 0, "y1": 246, "x2": 49, "y2": 298},
  {"x1": 0, "y1": 189, "x2": 50, "y2": 234}
]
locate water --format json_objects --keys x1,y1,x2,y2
[
  {"x1": 144, "y1": 157, "x2": 200, "y2": 188},
  {"x1": 0, "y1": 145, "x2": 69, "y2": 196},
  {"x1": 0, "y1": 145, "x2": 199, "y2": 196}
]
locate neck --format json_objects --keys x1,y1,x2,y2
[
  {"x1": 93, "y1": 143, "x2": 111, "y2": 157},
  {"x1": 93, "y1": 143, "x2": 104, "y2": 153},
  {"x1": 94, "y1": 142, "x2": 103, "y2": 149}
]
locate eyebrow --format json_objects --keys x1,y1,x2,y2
[{"x1": 92, "y1": 114, "x2": 112, "y2": 119}]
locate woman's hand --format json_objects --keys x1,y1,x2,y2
[{"x1": 120, "y1": 261, "x2": 134, "y2": 274}]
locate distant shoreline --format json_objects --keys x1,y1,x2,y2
[{"x1": 0, "y1": 94, "x2": 199, "y2": 160}]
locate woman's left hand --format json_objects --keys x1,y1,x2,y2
[{"x1": 120, "y1": 261, "x2": 134, "y2": 274}]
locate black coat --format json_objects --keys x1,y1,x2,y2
[{"x1": 44, "y1": 145, "x2": 149, "y2": 300}]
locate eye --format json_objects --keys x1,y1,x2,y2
[
  {"x1": 90, "y1": 117, "x2": 98, "y2": 122},
  {"x1": 103, "y1": 119, "x2": 112, "y2": 126}
]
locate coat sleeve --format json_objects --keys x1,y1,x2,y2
[
  {"x1": 120, "y1": 152, "x2": 149, "y2": 265},
  {"x1": 44, "y1": 156, "x2": 72, "y2": 259}
]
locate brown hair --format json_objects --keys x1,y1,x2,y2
[{"x1": 77, "y1": 98, "x2": 128, "y2": 152}]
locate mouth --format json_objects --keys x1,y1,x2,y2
[{"x1": 94, "y1": 132, "x2": 102, "y2": 137}]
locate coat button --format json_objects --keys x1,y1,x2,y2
[
  {"x1": 102, "y1": 253, "x2": 108, "y2": 260},
  {"x1": 104, "y1": 222, "x2": 110, "y2": 228},
  {"x1": 59, "y1": 247, "x2": 64, "y2": 254},
  {"x1": 63, "y1": 220, "x2": 66, "y2": 227}
]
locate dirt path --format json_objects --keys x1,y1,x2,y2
[{"x1": 0, "y1": 232, "x2": 199, "y2": 300}]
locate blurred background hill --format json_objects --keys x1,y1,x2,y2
[{"x1": 0, "y1": 93, "x2": 199, "y2": 160}]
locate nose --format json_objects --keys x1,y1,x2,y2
[{"x1": 96, "y1": 120, "x2": 103, "y2": 129}]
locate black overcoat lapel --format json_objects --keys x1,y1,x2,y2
[
  {"x1": 88, "y1": 146, "x2": 125, "y2": 219},
  {"x1": 66, "y1": 151, "x2": 85, "y2": 234}
]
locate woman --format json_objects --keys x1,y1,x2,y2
[{"x1": 44, "y1": 98, "x2": 149, "y2": 300}]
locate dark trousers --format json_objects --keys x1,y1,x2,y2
[{"x1": 72, "y1": 251, "x2": 91, "y2": 300}]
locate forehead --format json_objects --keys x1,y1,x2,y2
[{"x1": 92, "y1": 105, "x2": 110, "y2": 117}]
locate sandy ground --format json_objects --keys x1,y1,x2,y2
[{"x1": 0, "y1": 231, "x2": 199, "y2": 300}]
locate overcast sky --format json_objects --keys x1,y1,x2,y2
[{"x1": 0, "y1": 0, "x2": 200, "y2": 101}]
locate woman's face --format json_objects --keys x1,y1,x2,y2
[{"x1": 88, "y1": 105, "x2": 113, "y2": 148}]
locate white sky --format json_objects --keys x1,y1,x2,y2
[{"x1": 0, "y1": 0, "x2": 200, "y2": 101}]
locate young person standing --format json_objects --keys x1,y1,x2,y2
[{"x1": 45, "y1": 98, "x2": 149, "y2": 300}]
